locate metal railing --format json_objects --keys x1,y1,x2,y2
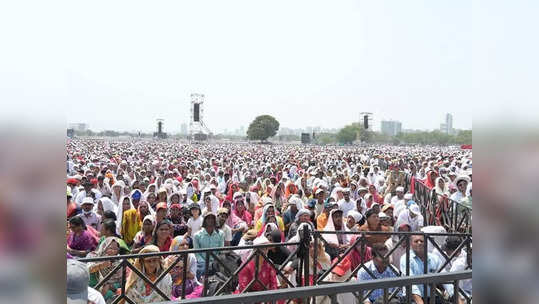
[
  {"x1": 79, "y1": 229, "x2": 471, "y2": 304},
  {"x1": 80, "y1": 241, "x2": 300, "y2": 304},
  {"x1": 313, "y1": 230, "x2": 472, "y2": 304},
  {"x1": 155, "y1": 270, "x2": 472, "y2": 304},
  {"x1": 406, "y1": 175, "x2": 472, "y2": 232}
]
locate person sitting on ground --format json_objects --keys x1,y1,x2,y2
[
  {"x1": 131, "y1": 214, "x2": 156, "y2": 253},
  {"x1": 153, "y1": 220, "x2": 173, "y2": 252},
  {"x1": 237, "y1": 236, "x2": 283, "y2": 299},
  {"x1": 323, "y1": 208, "x2": 349, "y2": 260},
  {"x1": 193, "y1": 213, "x2": 224, "y2": 280},
  {"x1": 186, "y1": 203, "x2": 203, "y2": 240},
  {"x1": 168, "y1": 203, "x2": 188, "y2": 237},
  {"x1": 395, "y1": 203, "x2": 424, "y2": 232},
  {"x1": 216, "y1": 207, "x2": 233, "y2": 246},
  {"x1": 400, "y1": 235, "x2": 462, "y2": 304},
  {"x1": 67, "y1": 259, "x2": 106, "y2": 304},
  {"x1": 87, "y1": 236, "x2": 130, "y2": 302},
  {"x1": 254, "y1": 203, "x2": 285, "y2": 233},
  {"x1": 286, "y1": 208, "x2": 312, "y2": 241},
  {"x1": 282, "y1": 195, "x2": 302, "y2": 233},
  {"x1": 67, "y1": 216, "x2": 98, "y2": 257},
  {"x1": 166, "y1": 255, "x2": 202, "y2": 300},
  {"x1": 80, "y1": 197, "x2": 101, "y2": 231},
  {"x1": 358, "y1": 208, "x2": 392, "y2": 246},
  {"x1": 125, "y1": 245, "x2": 172, "y2": 303},
  {"x1": 316, "y1": 198, "x2": 336, "y2": 230},
  {"x1": 357, "y1": 243, "x2": 403, "y2": 304},
  {"x1": 345, "y1": 210, "x2": 364, "y2": 232}
]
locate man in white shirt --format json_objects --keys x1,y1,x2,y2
[
  {"x1": 337, "y1": 188, "x2": 355, "y2": 217},
  {"x1": 391, "y1": 186, "x2": 405, "y2": 205},
  {"x1": 74, "y1": 181, "x2": 94, "y2": 207},
  {"x1": 394, "y1": 193, "x2": 412, "y2": 219}
]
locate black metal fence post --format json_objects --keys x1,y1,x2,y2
[
  {"x1": 203, "y1": 252, "x2": 210, "y2": 297},
  {"x1": 406, "y1": 234, "x2": 411, "y2": 304},
  {"x1": 181, "y1": 253, "x2": 188, "y2": 299}
]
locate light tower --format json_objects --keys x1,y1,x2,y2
[{"x1": 189, "y1": 93, "x2": 212, "y2": 141}]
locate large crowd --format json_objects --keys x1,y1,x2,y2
[{"x1": 66, "y1": 139, "x2": 472, "y2": 304}]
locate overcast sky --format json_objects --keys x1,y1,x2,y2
[{"x1": 2, "y1": 0, "x2": 537, "y2": 134}]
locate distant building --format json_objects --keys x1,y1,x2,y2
[
  {"x1": 380, "y1": 120, "x2": 402, "y2": 137},
  {"x1": 180, "y1": 123, "x2": 188, "y2": 135},
  {"x1": 68, "y1": 123, "x2": 88, "y2": 132},
  {"x1": 440, "y1": 113, "x2": 454, "y2": 135}
]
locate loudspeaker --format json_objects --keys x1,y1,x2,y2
[
  {"x1": 364, "y1": 115, "x2": 369, "y2": 129},
  {"x1": 194, "y1": 104, "x2": 200, "y2": 122},
  {"x1": 301, "y1": 133, "x2": 311, "y2": 144}
]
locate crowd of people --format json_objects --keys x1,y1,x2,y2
[{"x1": 66, "y1": 139, "x2": 472, "y2": 304}]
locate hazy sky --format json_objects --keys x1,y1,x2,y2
[{"x1": 2, "y1": 0, "x2": 537, "y2": 133}]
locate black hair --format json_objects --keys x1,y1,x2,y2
[
  {"x1": 269, "y1": 229, "x2": 282, "y2": 243},
  {"x1": 372, "y1": 243, "x2": 388, "y2": 258},
  {"x1": 357, "y1": 217, "x2": 366, "y2": 226},
  {"x1": 102, "y1": 219, "x2": 117, "y2": 235},
  {"x1": 444, "y1": 236, "x2": 462, "y2": 251},
  {"x1": 153, "y1": 220, "x2": 172, "y2": 245},
  {"x1": 69, "y1": 216, "x2": 86, "y2": 230},
  {"x1": 201, "y1": 213, "x2": 217, "y2": 228},
  {"x1": 365, "y1": 208, "x2": 377, "y2": 219},
  {"x1": 103, "y1": 210, "x2": 117, "y2": 221}
]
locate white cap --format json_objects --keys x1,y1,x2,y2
[
  {"x1": 81, "y1": 197, "x2": 94, "y2": 206},
  {"x1": 396, "y1": 186, "x2": 405, "y2": 192},
  {"x1": 404, "y1": 193, "x2": 413, "y2": 200},
  {"x1": 410, "y1": 204, "x2": 421, "y2": 215}
]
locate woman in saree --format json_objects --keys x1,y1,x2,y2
[
  {"x1": 67, "y1": 216, "x2": 98, "y2": 257},
  {"x1": 236, "y1": 236, "x2": 282, "y2": 298},
  {"x1": 87, "y1": 236, "x2": 130, "y2": 303},
  {"x1": 118, "y1": 197, "x2": 141, "y2": 247},
  {"x1": 166, "y1": 255, "x2": 202, "y2": 299},
  {"x1": 131, "y1": 214, "x2": 156, "y2": 254},
  {"x1": 125, "y1": 245, "x2": 172, "y2": 303}
]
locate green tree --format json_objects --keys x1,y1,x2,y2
[
  {"x1": 456, "y1": 130, "x2": 472, "y2": 145},
  {"x1": 336, "y1": 125, "x2": 357, "y2": 144},
  {"x1": 247, "y1": 115, "x2": 280, "y2": 142}
]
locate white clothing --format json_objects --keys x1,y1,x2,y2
[
  {"x1": 337, "y1": 199, "x2": 356, "y2": 217},
  {"x1": 187, "y1": 216, "x2": 203, "y2": 236},
  {"x1": 220, "y1": 224, "x2": 233, "y2": 242},
  {"x1": 88, "y1": 287, "x2": 106, "y2": 304}
]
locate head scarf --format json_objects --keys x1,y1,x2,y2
[
  {"x1": 323, "y1": 209, "x2": 345, "y2": 245},
  {"x1": 347, "y1": 210, "x2": 363, "y2": 224},
  {"x1": 137, "y1": 200, "x2": 156, "y2": 220},
  {"x1": 125, "y1": 245, "x2": 163, "y2": 291},
  {"x1": 97, "y1": 197, "x2": 117, "y2": 214},
  {"x1": 434, "y1": 177, "x2": 449, "y2": 196},
  {"x1": 424, "y1": 170, "x2": 437, "y2": 189},
  {"x1": 233, "y1": 198, "x2": 253, "y2": 226},
  {"x1": 94, "y1": 236, "x2": 129, "y2": 257},
  {"x1": 115, "y1": 196, "x2": 135, "y2": 234},
  {"x1": 259, "y1": 204, "x2": 275, "y2": 226},
  {"x1": 144, "y1": 183, "x2": 157, "y2": 199},
  {"x1": 257, "y1": 222, "x2": 279, "y2": 238},
  {"x1": 225, "y1": 204, "x2": 244, "y2": 229},
  {"x1": 110, "y1": 181, "x2": 125, "y2": 204},
  {"x1": 167, "y1": 192, "x2": 183, "y2": 208},
  {"x1": 294, "y1": 208, "x2": 311, "y2": 222}
]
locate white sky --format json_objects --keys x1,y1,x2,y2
[{"x1": 1, "y1": 0, "x2": 536, "y2": 133}]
